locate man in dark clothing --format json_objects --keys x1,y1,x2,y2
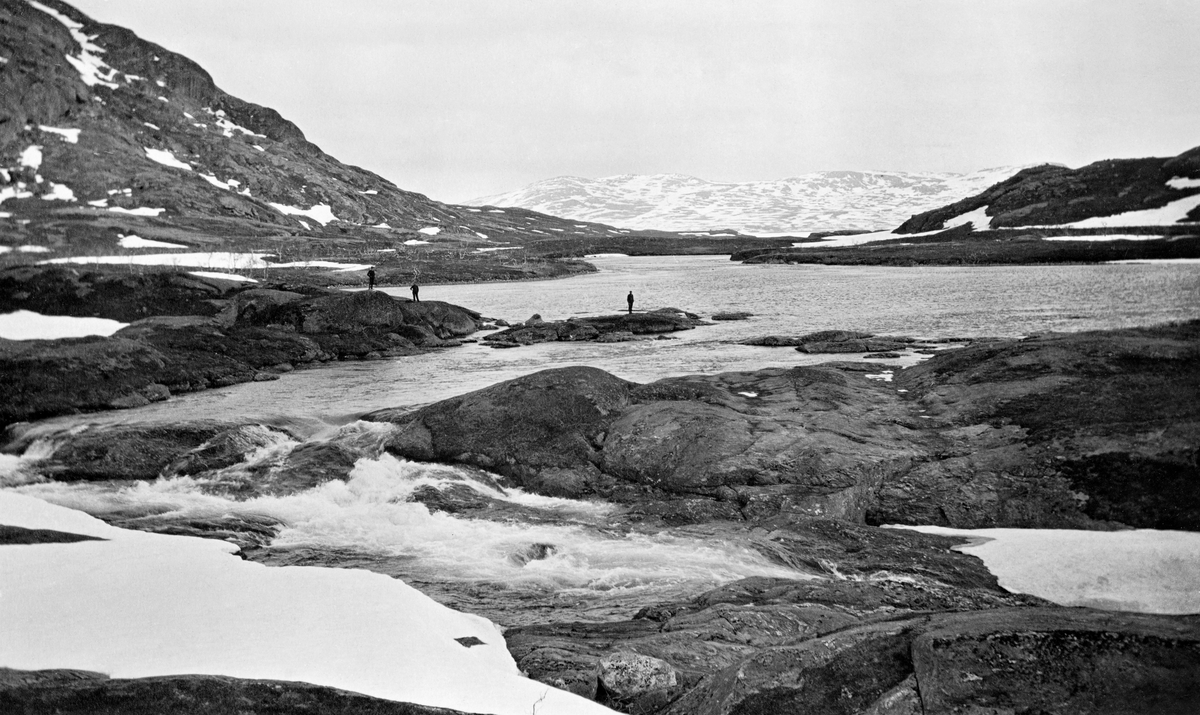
[
  {"x1": 367, "y1": 268, "x2": 376, "y2": 290},
  {"x1": 627, "y1": 291, "x2": 634, "y2": 314},
  {"x1": 411, "y1": 283, "x2": 420, "y2": 302}
]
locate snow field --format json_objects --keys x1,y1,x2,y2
[
  {"x1": 0, "y1": 491, "x2": 615, "y2": 714},
  {"x1": 890, "y1": 525, "x2": 1200, "y2": 614},
  {"x1": 39, "y1": 251, "x2": 371, "y2": 273}
]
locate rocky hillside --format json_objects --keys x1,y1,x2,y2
[
  {"x1": 0, "y1": 0, "x2": 640, "y2": 257},
  {"x1": 895, "y1": 146, "x2": 1200, "y2": 234},
  {"x1": 469, "y1": 167, "x2": 1029, "y2": 234}
]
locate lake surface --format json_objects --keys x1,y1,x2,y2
[{"x1": 18, "y1": 256, "x2": 1200, "y2": 432}]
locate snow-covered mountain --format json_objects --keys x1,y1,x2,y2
[{"x1": 469, "y1": 168, "x2": 1033, "y2": 235}]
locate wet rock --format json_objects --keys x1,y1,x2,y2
[
  {"x1": 509, "y1": 542, "x2": 558, "y2": 566},
  {"x1": 373, "y1": 366, "x2": 635, "y2": 493},
  {"x1": 164, "y1": 424, "x2": 294, "y2": 477},
  {"x1": 34, "y1": 422, "x2": 232, "y2": 481},
  {"x1": 711, "y1": 312, "x2": 752, "y2": 321}
]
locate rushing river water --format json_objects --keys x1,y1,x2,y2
[{"x1": 5, "y1": 257, "x2": 1200, "y2": 624}]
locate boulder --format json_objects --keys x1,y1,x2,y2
[{"x1": 35, "y1": 422, "x2": 232, "y2": 481}]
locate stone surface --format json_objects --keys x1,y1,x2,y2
[{"x1": 0, "y1": 669, "x2": 471, "y2": 715}]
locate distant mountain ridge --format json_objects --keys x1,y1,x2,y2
[{"x1": 469, "y1": 167, "x2": 1035, "y2": 234}]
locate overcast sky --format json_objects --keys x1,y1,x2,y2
[{"x1": 71, "y1": 0, "x2": 1200, "y2": 203}]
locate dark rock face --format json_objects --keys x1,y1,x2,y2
[
  {"x1": 875, "y1": 321, "x2": 1200, "y2": 530},
  {"x1": 0, "y1": 669, "x2": 472, "y2": 715},
  {"x1": 896, "y1": 147, "x2": 1200, "y2": 233}
]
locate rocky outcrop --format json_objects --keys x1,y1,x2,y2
[
  {"x1": 874, "y1": 321, "x2": 1200, "y2": 530},
  {"x1": 0, "y1": 266, "x2": 482, "y2": 425},
  {"x1": 896, "y1": 146, "x2": 1200, "y2": 233},
  {"x1": 369, "y1": 363, "x2": 926, "y2": 518},
  {"x1": 506, "y1": 511, "x2": 1200, "y2": 713},
  {"x1": 0, "y1": 669, "x2": 471, "y2": 715},
  {"x1": 370, "y1": 321, "x2": 1200, "y2": 532},
  {"x1": 483, "y1": 309, "x2": 707, "y2": 347}
]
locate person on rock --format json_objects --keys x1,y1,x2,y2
[
  {"x1": 367, "y1": 268, "x2": 376, "y2": 290},
  {"x1": 411, "y1": 283, "x2": 420, "y2": 302},
  {"x1": 627, "y1": 291, "x2": 634, "y2": 314}
]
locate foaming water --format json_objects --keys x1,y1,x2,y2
[{"x1": 16, "y1": 454, "x2": 805, "y2": 621}]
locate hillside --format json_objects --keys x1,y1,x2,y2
[
  {"x1": 731, "y1": 146, "x2": 1200, "y2": 265},
  {"x1": 0, "y1": 0, "x2": 717, "y2": 278},
  {"x1": 468, "y1": 167, "x2": 1029, "y2": 234}
]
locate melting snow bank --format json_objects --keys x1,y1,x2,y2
[
  {"x1": 0, "y1": 310, "x2": 127, "y2": 340},
  {"x1": 888, "y1": 525, "x2": 1200, "y2": 615},
  {"x1": 0, "y1": 491, "x2": 614, "y2": 715}
]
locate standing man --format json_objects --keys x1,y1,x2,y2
[
  {"x1": 367, "y1": 267, "x2": 376, "y2": 290},
  {"x1": 627, "y1": 291, "x2": 634, "y2": 314},
  {"x1": 411, "y1": 282, "x2": 420, "y2": 302}
]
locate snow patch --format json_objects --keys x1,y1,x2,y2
[
  {"x1": 358, "y1": 189, "x2": 379, "y2": 195},
  {"x1": 373, "y1": 222, "x2": 393, "y2": 229},
  {"x1": 108, "y1": 206, "x2": 165, "y2": 217},
  {"x1": 143, "y1": 147, "x2": 191, "y2": 171},
  {"x1": 418, "y1": 226, "x2": 441, "y2": 235},
  {"x1": 40, "y1": 183, "x2": 75, "y2": 201},
  {"x1": 16, "y1": 245, "x2": 52, "y2": 253},
  {"x1": 0, "y1": 493, "x2": 611, "y2": 715},
  {"x1": 20, "y1": 145, "x2": 43, "y2": 170},
  {"x1": 890, "y1": 525, "x2": 1200, "y2": 615},
  {"x1": 29, "y1": 1, "x2": 120, "y2": 89},
  {"x1": 475, "y1": 246, "x2": 522, "y2": 253},
  {"x1": 737, "y1": 391, "x2": 759, "y2": 398},
  {"x1": 142, "y1": 122, "x2": 160, "y2": 130},
  {"x1": 865, "y1": 370, "x2": 894, "y2": 382},
  {"x1": 1167, "y1": 177, "x2": 1200, "y2": 190},
  {"x1": 118, "y1": 234, "x2": 187, "y2": 249},
  {"x1": 0, "y1": 310, "x2": 127, "y2": 340},
  {"x1": 944, "y1": 204, "x2": 992, "y2": 230},
  {"x1": 199, "y1": 173, "x2": 238, "y2": 191},
  {"x1": 404, "y1": 239, "x2": 430, "y2": 246},
  {"x1": 188, "y1": 271, "x2": 258, "y2": 283},
  {"x1": 268, "y1": 202, "x2": 338, "y2": 226},
  {"x1": 39, "y1": 126, "x2": 80, "y2": 144},
  {"x1": 1059, "y1": 193, "x2": 1200, "y2": 228}
]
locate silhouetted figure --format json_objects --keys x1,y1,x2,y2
[
  {"x1": 367, "y1": 268, "x2": 376, "y2": 290},
  {"x1": 411, "y1": 283, "x2": 420, "y2": 302},
  {"x1": 627, "y1": 291, "x2": 634, "y2": 314}
]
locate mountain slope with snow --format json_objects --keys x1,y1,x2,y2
[
  {"x1": 0, "y1": 0, "x2": 622, "y2": 250},
  {"x1": 470, "y1": 167, "x2": 1032, "y2": 234}
]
